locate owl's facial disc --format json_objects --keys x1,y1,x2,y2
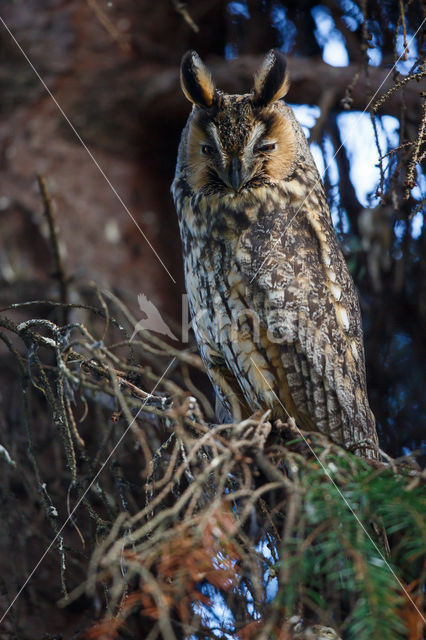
[
  {"x1": 187, "y1": 106, "x2": 295, "y2": 194},
  {"x1": 192, "y1": 132, "x2": 268, "y2": 193},
  {"x1": 197, "y1": 121, "x2": 276, "y2": 192}
]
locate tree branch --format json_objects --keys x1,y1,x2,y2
[{"x1": 139, "y1": 55, "x2": 422, "y2": 123}]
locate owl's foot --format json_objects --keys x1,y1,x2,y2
[{"x1": 274, "y1": 416, "x2": 301, "y2": 438}]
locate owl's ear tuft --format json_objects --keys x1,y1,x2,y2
[
  {"x1": 180, "y1": 50, "x2": 215, "y2": 108},
  {"x1": 252, "y1": 49, "x2": 290, "y2": 107}
]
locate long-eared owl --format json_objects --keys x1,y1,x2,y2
[{"x1": 172, "y1": 50, "x2": 379, "y2": 460}]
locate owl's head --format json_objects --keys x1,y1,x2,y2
[{"x1": 179, "y1": 49, "x2": 296, "y2": 195}]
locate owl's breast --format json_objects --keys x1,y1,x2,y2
[{"x1": 179, "y1": 188, "x2": 302, "y2": 322}]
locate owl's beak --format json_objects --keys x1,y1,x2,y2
[{"x1": 229, "y1": 155, "x2": 243, "y2": 192}]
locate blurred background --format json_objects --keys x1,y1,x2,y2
[
  {"x1": 0, "y1": 1, "x2": 425, "y2": 637},
  {"x1": 0, "y1": 2, "x2": 424, "y2": 463}
]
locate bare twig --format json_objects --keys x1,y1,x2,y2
[
  {"x1": 37, "y1": 175, "x2": 69, "y2": 325},
  {"x1": 171, "y1": 1, "x2": 199, "y2": 33}
]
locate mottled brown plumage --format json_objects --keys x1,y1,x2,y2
[{"x1": 172, "y1": 50, "x2": 379, "y2": 459}]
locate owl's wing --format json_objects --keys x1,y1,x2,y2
[{"x1": 236, "y1": 209, "x2": 379, "y2": 459}]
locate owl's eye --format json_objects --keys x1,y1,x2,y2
[
  {"x1": 201, "y1": 144, "x2": 214, "y2": 156},
  {"x1": 256, "y1": 142, "x2": 277, "y2": 153}
]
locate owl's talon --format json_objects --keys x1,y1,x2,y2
[{"x1": 274, "y1": 417, "x2": 300, "y2": 438}]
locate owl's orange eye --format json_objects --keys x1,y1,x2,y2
[
  {"x1": 201, "y1": 144, "x2": 213, "y2": 156},
  {"x1": 256, "y1": 142, "x2": 277, "y2": 153}
]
